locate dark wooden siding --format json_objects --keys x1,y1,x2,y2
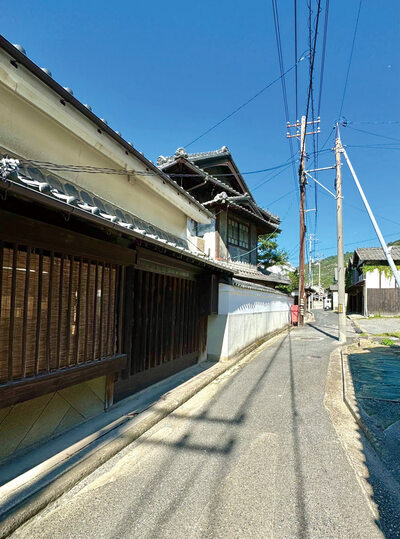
[
  {"x1": 367, "y1": 288, "x2": 400, "y2": 315},
  {"x1": 0, "y1": 211, "x2": 130, "y2": 408},
  {"x1": 115, "y1": 268, "x2": 207, "y2": 400}
]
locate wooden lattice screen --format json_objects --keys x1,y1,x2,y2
[
  {"x1": 0, "y1": 243, "x2": 118, "y2": 385},
  {"x1": 130, "y1": 270, "x2": 200, "y2": 374}
]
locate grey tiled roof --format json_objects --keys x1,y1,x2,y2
[
  {"x1": 157, "y1": 148, "x2": 280, "y2": 224},
  {"x1": 227, "y1": 261, "x2": 291, "y2": 285},
  {"x1": 157, "y1": 146, "x2": 230, "y2": 167},
  {"x1": 232, "y1": 278, "x2": 291, "y2": 295},
  {"x1": 355, "y1": 247, "x2": 400, "y2": 263},
  {"x1": 184, "y1": 147, "x2": 231, "y2": 162},
  {"x1": 0, "y1": 156, "x2": 234, "y2": 274}
]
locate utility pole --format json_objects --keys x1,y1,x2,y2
[
  {"x1": 287, "y1": 116, "x2": 320, "y2": 325},
  {"x1": 335, "y1": 127, "x2": 347, "y2": 343}
]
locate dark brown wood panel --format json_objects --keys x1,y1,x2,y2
[
  {"x1": 114, "y1": 267, "x2": 207, "y2": 402},
  {"x1": 367, "y1": 288, "x2": 400, "y2": 315}
]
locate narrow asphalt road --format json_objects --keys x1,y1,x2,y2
[{"x1": 13, "y1": 311, "x2": 389, "y2": 538}]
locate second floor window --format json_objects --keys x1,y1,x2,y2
[{"x1": 228, "y1": 219, "x2": 249, "y2": 249}]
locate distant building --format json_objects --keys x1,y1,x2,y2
[{"x1": 346, "y1": 247, "x2": 400, "y2": 315}]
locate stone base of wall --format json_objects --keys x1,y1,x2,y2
[{"x1": 0, "y1": 377, "x2": 106, "y2": 463}]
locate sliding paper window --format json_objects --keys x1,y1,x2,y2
[{"x1": 0, "y1": 244, "x2": 118, "y2": 383}]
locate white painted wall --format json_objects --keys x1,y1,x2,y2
[
  {"x1": 365, "y1": 268, "x2": 396, "y2": 289},
  {"x1": 207, "y1": 283, "x2": 293, "y2": 361}
]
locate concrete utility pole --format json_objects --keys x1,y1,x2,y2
[
  {"x1": 287, "y1": 115, "x2": 320, "y2": 325},
  {"x1": 334, "y1": 127, "x2": 347, "y2": 343}
]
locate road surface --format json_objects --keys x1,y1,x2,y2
[{"x1": 13, "y1": 311, "x2": 395, "y2": 538}]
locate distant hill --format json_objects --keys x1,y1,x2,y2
[
  {"x1": 389, "y1": 239, "x2": 400, "y2": 246},
  {"x1": 309, "y1": 251, "x2": 353, "y2": 290}
]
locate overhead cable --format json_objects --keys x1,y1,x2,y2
[
  {"x1": 184, "y1": 54, "x2": 307, "y2": 148},
  {"x1": 271, "y1": 0, "x2": 301, "y2": 200},
  {"x1": 338, "y1": 0, "x2": 362, "y2": 119}
]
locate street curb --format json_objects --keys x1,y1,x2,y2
[{"x1": 0, "y1": 325, "x2": 289, "y2": 537}]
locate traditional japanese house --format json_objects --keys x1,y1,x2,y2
[
  {"x1": 0, "y1": 36, "x2": 232, "y2": 460},
  {"x1": 346, "y1": 247, "x2": 400, "y2": 316},
  {"x1": 158, "y1": 147, "x2": 292, "y2": 361},
  {"x1": 157, "y1": 146, "x2": 290, "y2": 289}
]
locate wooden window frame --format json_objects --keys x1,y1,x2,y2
[{"x1": 228, "y1": 218, "x2": 250, "y2": 249}]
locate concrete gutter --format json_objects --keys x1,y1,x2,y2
[{"x1": 0, "y1": 325, "x2": 289, "y2": 537}]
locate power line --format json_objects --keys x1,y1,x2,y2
[
  {"x1": 252, "y1": 163, "x2": 293, "y2": 191},
  {"x1": 1, "y1": 148, "x2": 297, "y2": 179},
  {"x1": 346, "y1": 144, "x2": 400, "y2": 151},
  {"x1": 316, "y1": 232, "x2": 400, "y2": 254},
  {"x1": 184, "y1": 54, "x2": 307, "y2": 148},
  {"x1": 294, "y1": 0, "x2": 298, "y2": 122},
  {"x1": 271, "y1": 0, "x2": 301, "y2": 200},
  {"x1": 349, "y1": 120, "x2": 400, "y2": 125},
  {"x1": 302, "y1": 0, "x2": 322, "y2": 152},
  {"x1": 317, "y1": 0, "x2": 329, "y2": 117},
  {"x1": 338, "y1": 0, "x2": 362, "y2": 119},
  {"x1": 316, "y1": 181, "x2": 400, "y2": 226},
  {"x1": 344, "y1": 125, "x2": 400, "y2": 142}
]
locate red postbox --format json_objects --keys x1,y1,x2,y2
[{"x1": 291, "y1": 305, "x2": 299, "y2": 326}]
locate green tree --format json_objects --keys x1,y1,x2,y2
[
  {"x1": 258, "y1": 232, "x2": 289, "y2": 268},
  {"x1": 277, "y1": 268, "x2": 298, "y2": 294}
]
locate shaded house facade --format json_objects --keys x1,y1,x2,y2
[
  {"x1": 0, "y1": 36, "x2": 231, "y2": 460},
  {"x1": 346, "y1": 247, "x2": 400, "y2": 316},
  {"x1": 157, "y1": 147, "x2": 290, "y2": 289}
]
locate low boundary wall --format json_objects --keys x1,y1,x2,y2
[{"x1": 207, "y1": 281, "x2": 293, "y2": 361}]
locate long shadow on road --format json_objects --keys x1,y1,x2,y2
[{"x1": 110, "y1": 331, "x2": 302, "y2": 538}]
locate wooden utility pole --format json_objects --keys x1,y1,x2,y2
[
  {"x1": 298, "y1": 116, "x2": 307, "y2": 324},
  {"x1": 287, "y1": 115, "x2": 320, "y2": 325},
  {"x1": 335, "y1": 127, "x2": 347, "y2": 343}
]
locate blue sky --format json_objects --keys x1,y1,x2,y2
[{"x1": 2, "y1": 0, "x2": 399, "y2": 264}]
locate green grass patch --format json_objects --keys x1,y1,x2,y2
[
  {"x1": 381, "y1": 338, "x2": 395, "y2": 347},
  {"x1": 375, "y1": 332, "x2": 400, "y2": 338}
]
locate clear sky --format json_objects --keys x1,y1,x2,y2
[{"x1": 2, "y1": 0, "x2": 399, "y2": 264}]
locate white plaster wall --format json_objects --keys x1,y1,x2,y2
[
  {"x1": 207, "y1": 284, "x2": 293, "y2": 361},
  {"x1": 365, "y1": 269, "x2": 380, "y2": 288},
  {"x1": 0, "y1": 50, "x2": 210, "y2": 236},
  {"x1": 365, "y1": 269, "x2": 396, "y2": 289}
]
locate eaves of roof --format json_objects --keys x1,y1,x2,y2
[
  {"x1": 159, "y1": 157, "x2": 242, "y2": 196},
  {"x1": 355, "y1": 246, "x2": 400, "y2": 264},
  {"x1": 0, "y1": 35, "x2": 211, "y2": 220},
  {"x1": 205, "y1": 198, "x2": 280, "y2": 229},
  {"x1": 0, "y1": 161, "x2": 233, "y2": 275},
  {"x1": 159, "y1": 153, "x2": 280, "y2": 224},
  {"x1": 186, "y1": 147, "x2": 257, "y2": 204}
]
